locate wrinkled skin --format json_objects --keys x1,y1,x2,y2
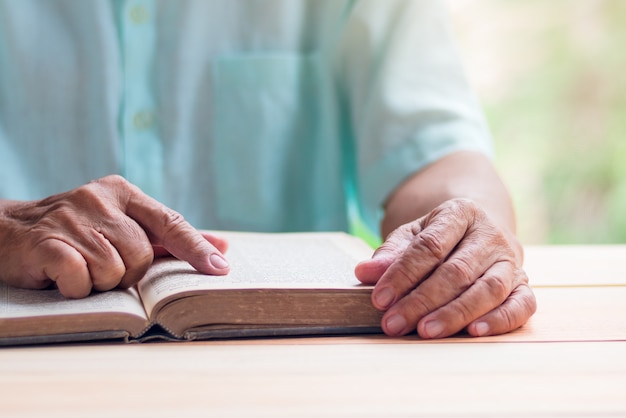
[
  {"x1": 355, "y1": 151, "x2": 537, "y2": 339},
  {"x1": 355, "y1": 198, "x2": 536, "y2": 339},
  {"x1": 0, "y1": 152, "x2": 537, "y2": 339},
  {"x1": 0, "y1": 175, "x2": 229, "y2": 299}
]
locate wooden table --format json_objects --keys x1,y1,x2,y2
[{"x1": 1, "y1": 246, "x2": 626, "y2": 417}]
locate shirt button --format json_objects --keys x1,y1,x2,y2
[
  {"x1": 133, "y1": 111, "x2": 155, "y2": 131},
  {"x1": 129, "y1": 5, "x2": 149, "y2": 24}
]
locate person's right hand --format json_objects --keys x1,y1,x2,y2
[{"x1": 0, "y1": 175, "x2": 230, "y2": 298}]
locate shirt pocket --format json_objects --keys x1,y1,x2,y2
[{"x1": 210, "y1": 53, "x2": 323, "y2": 231}]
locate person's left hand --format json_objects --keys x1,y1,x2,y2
[{"x1": 354, "y1": 198, "x2": 537, "y2": 339}]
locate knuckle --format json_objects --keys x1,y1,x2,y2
[
  {"x1": 123, "y1": 243, "x2": 154, "y2": 276},
  {"x1": 405, "y1": 289, "x2": 438, "y2": 317},
  {"x1": 119, "y1": 263, "x2": 151, "y2": 289},
  {"x1": 40, "y1": 240, "x2": 81, "y2": 272},
  {"x1": 498, "y1": 285, "x2": 537, "y2": 331},
  {"x1": 497, "y1": 304, "x2": 517, "y2": 331},
  {"x1": 133, "y1": 241, "x2": 155, "y2": 265},
  {"x1": 415, "y1": 229, "x2": 446, "y2": 260},
  {"x1": 451, "y1": 197, "x2": 479, "y2": 215},
  {"x1": 91, "y1": 175, "x2": 142, "y2": 208},
  {"x1": 95, "y1": 174, "x2": 129, "y2": 188},
  {"x1": 118, "y1": 219, "x2": 152, "y2": 251},
  {"x1": 85, "y1": 230, "x2": 112, "y2": 253},
  {"x1": 85, "y1": 245, "x2": 126, "y2": 290},
  {"x1": 449, "y1": 198, "x2": 488, "y2": 229},
  {"x1": 70, "y1": 185, "x2": 98, "y2": 202},
  {"x1": 439, "y1": 257, "x2": 475, "y2": 288},
  {"x1": 450, "y1": 298, "x2": 475, "y2": 325},
  {"x1": 158, "y1": 207, "x2": 192, "y2": 248},
  {"x1": 389, "y1": 256, "x2": 423, "y2": 292},
  {"x1": 160, "y1": 207, "x2": 186, "y2": 231},
  {"x1": 516, "y1": 285, "x2": 538, "y2": 316},
  {"x1": 66, "y1": 184, "x2": 114, "y2": 218},
  {"x1": 483, "y1": 270, "x2": 512, "y2": 301}
]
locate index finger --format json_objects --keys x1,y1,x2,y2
[{"x1": 124, "y1": 186, "x2": 230, "y2": 275}]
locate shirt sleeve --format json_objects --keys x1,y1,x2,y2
[{"x1": 335, "y1": 0, "x2": 494, "y2": 232}]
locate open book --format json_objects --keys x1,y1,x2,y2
[{"x1": 0, "y1": 232, "x2": 383, "y2": 346}]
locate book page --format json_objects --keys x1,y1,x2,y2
[
  {"x1": 138, "y1": 231, "x2": 374, "y2": 318},
  {"x1": 0, "y1": 282, "x2": 147, "y2": 320}
]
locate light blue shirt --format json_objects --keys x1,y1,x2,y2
[{"x1": 0, "y1": 0, "x2": 493, "y2": 236}]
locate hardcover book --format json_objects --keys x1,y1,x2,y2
[{"x1": 0, "y1": 231, "x2": 383, "y2": 346}]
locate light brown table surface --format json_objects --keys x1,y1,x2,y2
[{"x1": 1, "y1": 245, "x2": 626, "y2": 417}]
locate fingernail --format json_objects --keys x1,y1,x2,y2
[
  {"x1": 424, "y1": 320, "x2": 445, "y2": 338},
  {"x1": 474, "y1": 322, "x2": 490, "y2": 336},
  {"x1": 209, "y1": 253, "x2": 229, "y2": 270},
  {"x1": 373, "y1": 288, "x2": 395, "y2": 308},
  {"x1": 385, "y1": 314, "x2": 407, "y2": 335}
]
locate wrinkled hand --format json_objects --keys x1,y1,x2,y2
[
  {"x1": 0, "y1": 175, "x2": 229, "y2": 298},
  {"x1": 355, "y1": 198, "x2": 536, "y2": 339}
]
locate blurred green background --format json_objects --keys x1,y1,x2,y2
[{"x1": 447, "y1": 0, "x2": 626, "y2": 244}]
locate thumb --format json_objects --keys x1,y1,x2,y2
[{"x1": 354, "y1": 224, "x2": 415, "y2": 285}]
